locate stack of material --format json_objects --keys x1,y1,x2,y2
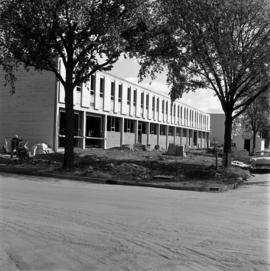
[{"x1": 166, "y1": 144, "x2": 186, "y2": 157}]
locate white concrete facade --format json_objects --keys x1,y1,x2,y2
[{"x1": 0, "y1": 63, "x2": 210, "y2": 151}]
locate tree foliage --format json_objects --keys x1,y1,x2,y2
[
  {"x1": 134, "y1": 0, "x2": 270, "y2": 167},
  {"x1": 242, "y1": 93, "x2": 270, "y2": 153},
  {"x1": 1, "y1": 0, "x2": 148, "y2": 169}
]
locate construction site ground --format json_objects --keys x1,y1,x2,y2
[{"x1": 0, "y1": 148, "x2": 251, "y2": 192}]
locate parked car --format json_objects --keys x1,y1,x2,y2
[
  {"x1": 250, "y1": 151, "x2": 270, "y2": 173},
  {"x1": 231, "y1": 160, "x2": 250, "y2": 170}
]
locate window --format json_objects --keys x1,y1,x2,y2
[
  {"x1": 111, "y1": 81, "x2": 115, "y2": 100},
  {"x1": 141, "y1": 92, "x2": 144, "y2": 108},
  {"x1": 146, "y1": 94, "x2": 149, "y2": 109},
  {"x1": 133, "y1": 90, "x2": 137, "y2": 106},
  {"x1": 118, "y1": 84, "x2": 122, "y2": 102},
  {"x1": 183, "y1": 129, "x2": 187, "y2": 137},
  {"x1": 160, "y1": 125, "x2": 166, "y2": 135},
  {"x1": 157, "y1": 98, "x2": 159, "y2": 112},
  {"x1": 140, "y1": 122, "x2": 147, "y2": 134},
  {"x1": 90, "y1": 74, "x2": 96, "y2": 95},
  {"x1": 150, "y1": 123, "x2": 157, "y2": 134},
  {"x1": 107, "y1": 116, "x2": 120, "y2": 132},
  {"x1": 76, "y1": 84, "x2": 82, "y2": 92},
  {"x1": 152, "y1": 97, "x2": 155, "y2": 111},
  {"x1": 169, "y1": 126, "x2": 173, "y2": 136},
  {"x1": 127, "y1": 87, "x2": 131, "y2": 105},
  {"x1": 124, "y1": 119, "x2": 134, "y2": 132},
  {"x1": 100, "y1": 77, "x2": 105, "y2": 97}
]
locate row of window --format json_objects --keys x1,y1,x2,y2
[
  {"x1": 106, "y1": 116, "x2": 203, "y2": 137},
  {"x1": 76, "y1": 75, "x2": 209, "y2": 129}
]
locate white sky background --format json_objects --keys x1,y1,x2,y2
[{"x1": 111, "y1": 57, "x2": 223, "y2": 113}]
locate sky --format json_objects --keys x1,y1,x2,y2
[{"x1": 111, "y1": 57, "x2": 223, "y2": 114}]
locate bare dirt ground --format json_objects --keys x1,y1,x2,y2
[
  {"x1": 0, "y1": 148, "x2": 250, "y2": 190},
  {"x1": 0, "y1": 172, "x2": 269, "y2": 271}
]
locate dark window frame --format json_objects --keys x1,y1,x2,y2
[
  {"x1": 146, "y1": 94, "x2": 149, "y2": 109},
  {"x1": 118, "y1": 84, "x2": 122, "y2": 102},
  {"x1": 141, "y1": 92, "x2": 144, "y2": 108},
  {"x1": 90, "y1": 74, "x2": 96, "y2": 95},
  {"x1": 100, "y1": 77, "x2": 105, "y2": 97},
  {"x1": 76, "y1": 83, "x2": 82, "y2": 92},
  {"x1": 124, "y1": 118, "x2": 134, "y2": 133},
  {"x1": 127, "y1": 87, "x2": 131, "y2": 105},
  {"x1": 111, "y1": 81, "x2": 115, "y2": 100},
  {"x1": 133, "y1": 90, "x2": 137, "y2": 106}
]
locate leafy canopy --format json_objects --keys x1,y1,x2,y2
[
  {"x1": 136, "y1": 0, "x2": 270, "y2": 119},
  {"x1": 1, "y1": 0, "x2": 148, "y2": 90}
]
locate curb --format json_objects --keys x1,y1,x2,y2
[{"x1": 0, "y1": 165, "x2": 243, "y2": 193}]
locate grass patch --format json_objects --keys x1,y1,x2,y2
[{"x1": 221, "y1": 167, "x2": 250, "y2": 180}]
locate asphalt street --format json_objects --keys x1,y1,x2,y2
[{"x1": 0, "y1": 173, "x2": 269, "y2": 271}]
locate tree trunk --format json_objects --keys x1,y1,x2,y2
[
  {"x1": 252, "y1": 129, "x2": 257, "y2": 155},
  {"x1": 223, "y1": 113, "x2": 233, "y2": 168},
  {"x1": 63, "y1": 68, "x2": 75, "y2": 170}
]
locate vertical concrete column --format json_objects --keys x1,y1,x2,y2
[
  {"x1": 187, "y1": 129, "x2": 190, "y2": 147},
  {"x1": 134, "y1": 119, "x2": 138, "y2": 144},
  {"x1": 103, "y1": 114, "x2": 107, "y2": 149},
  {"x1": 146, "y1": 122, "x2": 150, "y2": 146},
  {"x1": 120, "y1": 117, "x2": 124, "y2": 146},
  {"x1": 189, "y1": 129, "x2": 194, "y2": 146},
  {"x1": 157, "y1": 124, "x2": 160, "y2": 147},
  {"x1": 82, "y1": 111, "x2": 86, "y2": 149},
  {"x1": 173, "y1": 126, "x2": 176, "y2": 145},
  {"x1": 165, "y1": 125, "x2": 169, "y2": 149},
  {"x1": 191, "y1": 129, "x2": 194, "y2": 147},
  {"x1": 180, "y1": 127, "x2": 183, "y2": 146}
]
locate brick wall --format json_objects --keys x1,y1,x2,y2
[
  {"x1": 175, "y1": 135, "x2": 181, "y2": 145},
  {"x1": 159, "y1": 135, "x2": 167, "y2": 149},
  {"x1": 123, "y1": 132, "x2": 135, "y2": 146},
  {"x1": 149, "y1": 134, "x2": 158, "y2": 149},
  {"x1": 141, "y1": 134, "x2": 147, "y2": 145},
  {"x1": 106, "y1": 131, "x2": 121, "y2": 148},
  {"x1": 168, "y1": 135, "x2": 174, "y2": 144},
  {"x1": 0, "y1": 67, "x2": 56, "y2": 148}
]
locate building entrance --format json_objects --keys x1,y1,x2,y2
[
  {"x1": 58, "y1": 111, "x2": 83, "y2": 148},
  {"x1": 85, "y1": 114, "x2": 103, "y2": 148}
]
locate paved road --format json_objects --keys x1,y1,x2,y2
[{"x1": 0, "y1": 173, "x2": 269, "y2": 271}]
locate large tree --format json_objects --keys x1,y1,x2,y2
[
  {"x1": 134, "y1": 0, "x2": 270, "y2": 167},
  {"x1": 0, "y1": 0, "x2": 148, "y2": 169},
  {"x1": 242, "y1": 93, "x2": 270, "y2": 154}
]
